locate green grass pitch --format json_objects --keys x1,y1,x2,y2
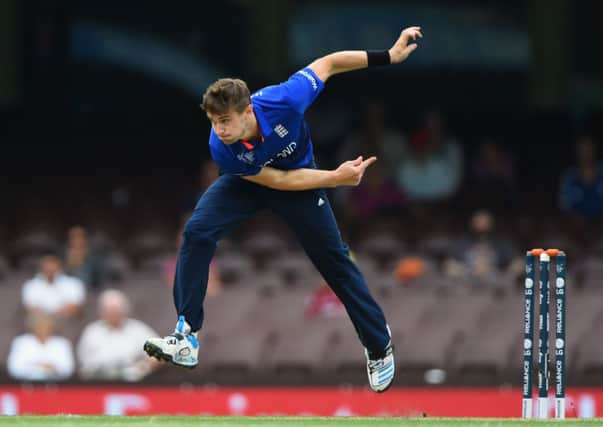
[{"x1": 0, "y1": 417, "x2": 602, "y2": 426}]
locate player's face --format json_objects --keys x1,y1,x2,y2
[{"x1": 208, "y1": 108, "x2": 250, "y2": 145}]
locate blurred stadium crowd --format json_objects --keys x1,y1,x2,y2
[{"x1": 1, "y1": 106, "x2": 603, "y2": 389}]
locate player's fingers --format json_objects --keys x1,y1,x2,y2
[
  {"x1": 351, "y1": 156, "x2": 363, "y2": 166},
  {"x1": 344, "y1": 157, "x2": 360, "y2": 166},
  {"x1": 361, "y1": 156, "x2": 378, "y2": 169},
  {"x1": 403, "y1": 27, "x2": 420, "y2": 37},
  {"x1": 403, "y1": 44, "x2": 418, "y2": 56}
]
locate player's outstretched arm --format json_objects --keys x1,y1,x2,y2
[
  {"x1": 243, "y1": 156, "x2": 377, "y2": 191},
  {"x1": 308, "y1": 26, "x2": 422, "y2": 82}
]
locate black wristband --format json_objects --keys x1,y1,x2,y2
[{"x1": 366, "y1": 50, "x2": 391, "y2": 67}]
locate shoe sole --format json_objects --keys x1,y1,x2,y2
[
  {"x1": 143, "y1": 341, "x2": 197, "y2": 370},
  {"x1": 372, "y1": 376, "x2": 394, "y2": 393},
  {"x1": 368, "y1": 363, "x2": 395, "y2": 393}
]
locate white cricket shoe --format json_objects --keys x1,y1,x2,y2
[
  {"x1": 143, "y1": 316, "x2": 199, "y2": 369},
  {"x1": 365, "y1": 341, "x2": 395, "y2": 393}
]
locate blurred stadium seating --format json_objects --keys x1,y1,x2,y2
[{"x1": 2, "y1": 212, "x2": 602, "y2": 388}]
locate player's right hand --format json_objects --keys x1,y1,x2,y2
[
  {"x1": 333, "y1": 156, "x2": 377, "y2": 186},
  {"x1": 389, "y1": 26, "x2": 422, "y2": 64}
]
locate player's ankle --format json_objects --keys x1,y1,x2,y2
[{"x1": 174, "y1": 315, "x2": 192, "y2": 335}]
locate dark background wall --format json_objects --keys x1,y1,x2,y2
[{"x1": 1, "y1": 0, "x2": 602, "y2": 228}]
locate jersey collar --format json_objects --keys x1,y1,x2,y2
[
  {"x1": 240, "y1": 132, "x2": 264, "y2": 150},
  {"x1": 239, "y1": 100, "x2": 273, "y2": 150}
]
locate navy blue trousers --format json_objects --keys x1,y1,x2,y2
[{"x1": 173, "y1": 174, "x2": 390, "y2": 353}]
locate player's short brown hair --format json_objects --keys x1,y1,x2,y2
[{"x1": 201, "y1": 78, "x2": 251, "y2": 115}]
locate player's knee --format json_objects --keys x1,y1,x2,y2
[{"x1": 182, "y1": 220, "x2": 216, "y2": 246}]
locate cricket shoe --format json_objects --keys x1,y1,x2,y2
[
  {"x1": 143, "y1": 316, "x2": 199, "y2": 369},
  {"x1": 365, "y1": 341, "x2": 395, "y2": 393}
]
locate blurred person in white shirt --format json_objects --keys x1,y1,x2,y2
[
  {"x1": 7, "y1": 312, "x2": 75, "y2": 381},
  {"x1": 397, "y1": 111, "x2": 464, "y2": 202},
  {"x1": 77, "y1": 289, "x2": 160, "y2": 382},
  {"x1": 22, "y1": 254, "x2": 86, "y2": 317}
]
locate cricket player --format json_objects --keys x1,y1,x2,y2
[{"x1": 144, "y1": 26, "x2": 422, "y2": 392}]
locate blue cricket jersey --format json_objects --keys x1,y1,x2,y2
[{"x1": 209, "y1": 67, "x2": 325, "y2": 176}]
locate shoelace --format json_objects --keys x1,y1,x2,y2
[
  {"x1": 368, "y1": 358, "x2": 385, "y2": 373},
  {"x1": 166, "y1": 333, "x2": 184, "y2": 345}
]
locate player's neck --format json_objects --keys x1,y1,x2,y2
[{"x1": 242, "y1": 112, "x2": 261, "y2": 141}]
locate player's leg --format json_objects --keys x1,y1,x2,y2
[
  {"x1": 144, "y1": 175, "x2": 264, "y2": 368},
  {"x1": 269, "y1": 188, "x2": 394, "y2": 392}
]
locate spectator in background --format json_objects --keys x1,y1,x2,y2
[
  {"x1": 394, "y1": 256, "x2": 428, "y2": 286},
  {"x1": 22, "y1": 253, "x2": 86, "y2": 318},
  {"x1": 559, "y1": 135, "x2": 603, "y2": 218},
  {"x1": 336, "y1": 100, "x2": 407, "y2": 181},
  {"x1": 342, "y1": 161, "x2": 406, "y2": 228},
  {"x1": 397, "y1": 111, "x2": 463, "y2": 202},
  {"x1": 443, "y1": 210, "x2": 518, "y2": 283},
  {"x1": 471, "y1": 138, "x2": 517, "y2": 214},
  {"x1": 304, "y1": 284, "x2": 346, "y2": 319},
  {"x1": 305, "y1": 251, "x2": 362, "y2": 320},
  {"x1": 7, "y1": 312, "x2": 74, "y2": 382},
  {"x1": 77, "y1": 289, "x2": 160, "y2": 382},
  {"x1": 63, "y1": 225, "x2": 106, "y2": 288}
]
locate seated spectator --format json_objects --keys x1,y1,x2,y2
[
  {"x1": 7, "y1": 312, "x2": 74, "y2": 382},
  {"x1": 77, "y1": 289, "x2": 160, "y2": 382},
  {"x1": 397, "y1": 111, "x2": 464, "y2": 202},
  {"x1": 22, "y1": 253, "x2": 86, "y2": 318},
  {"x1": 394, "y1": 256, "x2": 428, "y2": 286},
  {"x1": 304, "y1": 283, "x2": 346, "y2": 320},
  {"x1": 63, "y1": 225, "x2": 106, "y2": 288},
  {"x1": 559, "y1": 135, "x2": 603, "y2": 218},
  {"x1": 443, "y1": 210, "x2": 518, "y2": 282},
  {"x1": 471, "y1": 138, "x2": 517, "y2": 213},
  {"x1": 344, "y1": 161, "x2": 406, "y2": 228},
  {"x1": 304, "y1": 252, "x2": 362, "y2": 319},
  {"x1": 336, "y1": 100, "x2": 407, "y2": 181}
]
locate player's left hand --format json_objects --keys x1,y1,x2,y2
[
  {"x1": 333, "y1": 155, "x2": 377, "y2": 186},
  {"x1": 389, "y1": 26, "x2": 422, "y2": 64}
]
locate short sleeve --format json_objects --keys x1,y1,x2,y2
[
  {"x1": 280, "y1": 68, "x2": 325, "y2": 114},
  {"x1": 7, "y1": 336, "x2": 28, "y2": 379},
  {"x1": 63, "y1": 277, "x2": 86, "y2": 305},
  {"x1": 22, "y1": 281, "x2": 37, "y2": 308},
  {"x1": 51, "y1": 338, "x2": 75, "y2": 379}
]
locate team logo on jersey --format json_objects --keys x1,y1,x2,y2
[
  {"x1": 237, "y1": 151, "x2": 256, "y2": 165},
  {"x1": 274, "y1": 124, "x2": 288, "y2": 138},
  {"x1": 262, "y1": 142, "x2": 298, "y2": 166},
  {"x1": 276, "y1": 142, "x2": 297, "y2": 159}
]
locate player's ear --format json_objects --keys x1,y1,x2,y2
[{"x1": 245, "y1": 103, "x2": 253, "y2": 115}]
